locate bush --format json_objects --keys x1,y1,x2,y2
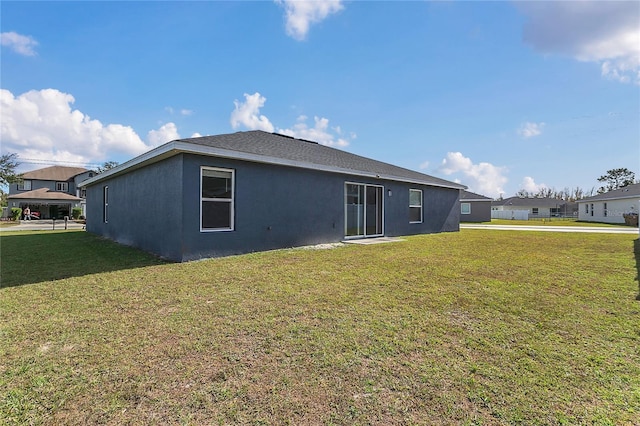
[
  {"x1": 72, "y1": 207, "x2": 83, "y2": 220},
  {"x1": 10, "y1": 207, "x2": 22, "y2": 221},
  {"x1": 623, "y1": 212, "x2": 638, "y2": 227}
]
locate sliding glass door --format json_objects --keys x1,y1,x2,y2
[{"x1": 345, "y1": 183, "x2": 383, "y2": 238}]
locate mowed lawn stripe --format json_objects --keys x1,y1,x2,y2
[{"x1": 1, "y1": 230, "x2": 638, "y2": 425}]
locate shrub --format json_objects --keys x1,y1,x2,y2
[
  {"x1": 10, "y1": 207, "x2": 22, "y2": 221},
  {"x1": 72, "y1": 207, "x2": 83, "y2": 220}
]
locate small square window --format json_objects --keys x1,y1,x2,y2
[
  {"x1": 18, "y1": 180, "x2": 32, "y2": 191},
  {"x1": 56, "y1": 182, "x2": 69, "y2": 192},
  {"x1": 461, "y1": 203, "x2": 471, "y2": 215}
]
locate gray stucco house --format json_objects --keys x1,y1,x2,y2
[
  {"x1": 459, "y1": 190, "x2": 492, "y2": 222},
  {"x1": 82, "y1": 131, "x2": 465, "y2": 261}
]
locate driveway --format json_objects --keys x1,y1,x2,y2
[
  {"x1": 0, "y1": 219, "x2": 86, "y2": 232},
  {"x1": 461, "y1": 223, "x2": 639, "y2": 235}
]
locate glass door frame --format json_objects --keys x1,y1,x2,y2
[{"x1": 344, "y1": 182, "x2": 385, "y2": 239}]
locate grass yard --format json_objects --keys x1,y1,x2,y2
[{"x1": 1, "y1": 230, "x2": 639, "y2": 425}]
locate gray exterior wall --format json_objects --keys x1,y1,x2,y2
[
  {"x1": 87, "y1": 153, "x2": 460, "y2": 262},
  {"x1": 460, "y1": 201, "x2": 492, "y2": 222},
  {"x1": 86, "y1": 155, "x2": 185, "y2": 261}
]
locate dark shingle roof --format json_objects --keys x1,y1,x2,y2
[
  {"x1": 578, "y1": 183, "x2": 640, "y2": 202},
  {"x1": 460, "y1": 190, "x2": 492, "y2": 201},
  {"x1": 492, "y1": 196, "x2": 566, "y2": 208},
  {"x1": 84, "y1": 130, "x2": 465, "y2": 189}
]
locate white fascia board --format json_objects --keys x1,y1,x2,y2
[{"x1": 81, "y1": 140, "x2": 466, "y2": 190}]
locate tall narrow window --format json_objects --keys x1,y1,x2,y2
[
  {"x1": 103, "y1": 185, "x2": 109, "y2": 223},
  {"x1": 461, "y1": 203, "x2": 471, "y2": 215},
  {"x1": 201, "y1": 167, "x2": 234, "y2": 232},
  {"x1": 590, "y1": 204, "x2": 594, "y2": 216},
  {"x1": 409, "y1": 189, "x2": 423, "y2": 223},
  {"x1": 603, "y1": 203, "x2": 607, "y2": 217}
]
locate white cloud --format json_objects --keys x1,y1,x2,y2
[
  {"x1": 438, "y1": 152, "x2": 507, "y2": 198},
  {"x1": 1, "y1": 32, "x2": 38, "y2": 56},
  {"x1": 191, "y1": 132, "x2": 202, "y2": 138},
  {"x1": 230, "y1": 92, "x2": 275, "y2": 132},
  {"x1": 519, "y1": 1, "x2": 640, "y2": 84},
  {"x1": 180, "y1": 109, "x2": 193, "y2": 116},
  {"x1": 276, "y1": 0, "x2": 344, "y2": 40},
  {"x1": 520, "y1": 176, "x2": 547, "y2": 194},
  {"x1": 278, "y1": 115, "x2": 353, "y2": 147},
  {"x1": 517, "y1": 121, "x2": 545, "y2": 138},
  {"x1": 0, "y1": 88, "x2": 172, "y2": 165},
  {"x1": 147, "y1": 122, "x2": 180, "y2": 146},
  {"x1": 419, "y1": 161, "x2": 430, "y2": 170}
]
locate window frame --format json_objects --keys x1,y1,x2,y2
[
  {"x1": 461, "y1": 202, "x2": 471, "y2": 215},
  {"x1": 532, "y1": 207, "x2": 539, "y2": 215},
  {"x1": 18, "y1": 180, "x2": 32, "y2": 191},
  {"x1": 103, "y1": 185, "x2": 109, "y2": 223},
  {"x1": 409, "y1": 189, "x2": 423, "y2": 224},
  {"x1": 200, "y1": 166, "x2": 235, "y2": 232},
  {"x1": 603, "y1": 202, "x2": 607, "y2": 217},
  {"x1": 56, "y1": 181, "x2": 69, "y2": 192}
]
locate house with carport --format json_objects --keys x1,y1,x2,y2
[
  {"x1": 7, "y1": 166, "x2": 94, "y2": 219},
  {"x1": 82, "y1": 130, "x2": 466, "y2": 261}
]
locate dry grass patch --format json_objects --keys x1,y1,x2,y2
[{"x1": 1, "y1": 230, "x2": 639, "y2": 425}]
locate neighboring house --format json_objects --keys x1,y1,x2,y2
[
  {"x1": 82, "y1": 130, "x2": 466, "y2": 262},
  {"x1": 491, "y1": 196, "x2": 577, "y2": 219},
  {"x1": 7, "y1": 166, "x2": 94, "y2": 219},
  {"x1": 577, "y1": 183, "x2": 640, "y2": 225},
  {"x1": 459, "y1": 190, "x2": 492, "y2": 222}
]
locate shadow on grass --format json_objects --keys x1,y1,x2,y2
[
  {"x1": 0, "y1": 231, "x2": 168, "y2": 288},
  {"x1": 635, "y1": 239, "x2": 640, "y2": 301}
]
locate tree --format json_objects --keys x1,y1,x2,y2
[
  {"x1": 597, "y1": 168, "x2": 636, "y2": 193},
  {"x1": 0, "y1": 153, "x2": 20, "y2": 186},
  {"x1": 96, "y1": 161, "x2": 119, "y2": 174}
]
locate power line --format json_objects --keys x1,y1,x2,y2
[{"x1": 17, "y1": 157, "x2": 102, "y2": 168}]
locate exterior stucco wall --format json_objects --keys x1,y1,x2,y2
[
  {"x1": 87, "y1": 154, "x2": 461, "y2": 262},
  {"x1": 460, "y1": 201, "x2": 492, "y2": 222},
  {"x1": 86, "y1": 155, "x2": 184, "y2": 260},
  {"x1": 578, "y1": 198, "x2": 640, "y2": 224}
]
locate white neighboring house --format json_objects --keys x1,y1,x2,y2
[{"x1": 577, "y1": 183, "x2": 640, "y2": 225}]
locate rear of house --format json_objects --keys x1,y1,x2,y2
[{"x1": 83, "y1": 131, "x2": 465, "y2": 261}]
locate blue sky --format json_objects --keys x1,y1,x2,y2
[{"x1": 2, "y1": 1, "x2": 639, "y2": 198}]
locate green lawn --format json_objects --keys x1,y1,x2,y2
[{"x1": 1, "y1": 230, "x2": 639, "y2": 425}]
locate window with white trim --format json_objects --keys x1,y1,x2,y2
[
  {"x1": 461, "y1": 202, "x2": 471, "y2": 215},
  {"x1": 56, "y1": 182, "x2": 69, "y2": 192},
  {"x1": 201, "y1": 167, "x2": 234, "y2": 231},
  {"x1": 409, "y1": 189, "x2": 423, "y2": 223},
  {"x1": 18, "y1": 180, "x2": 32, "y2": 191},
  {"x1": 603, "y1": 203, "x2": 607, "y2": 217}
]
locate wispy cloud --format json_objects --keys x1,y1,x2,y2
[
  {"x1": 438, "y1": 152, "x2": 507, "y2": 198},
  {"x1": 517, "y1": 121, "x2": 545, "y2": 138},
  {"x1": 1, "y1": 32, "x2": 38, "y2": 56},
  {"x1": 275, "y1": 0, "x2": 343, "y2": 40},
  {"x1": 519, "y1": 1, "x2": 640, "y2": 84}
]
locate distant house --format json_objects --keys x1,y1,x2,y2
[
  {"x1": 459, "y1": 190, "x2": 492, "y2": 222},
  {"x1": 7, "y1": 166, "x2": 94, "y2": 219},
  {"x1": 82, "y1": 130, "x2": 466, "y2": 262},
  {"x1": 577, "y1": 183, "x2": 640, "y2": 225},
  {"x1": 491, "y1": 196, "x2": 577, "y2": 220}
]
